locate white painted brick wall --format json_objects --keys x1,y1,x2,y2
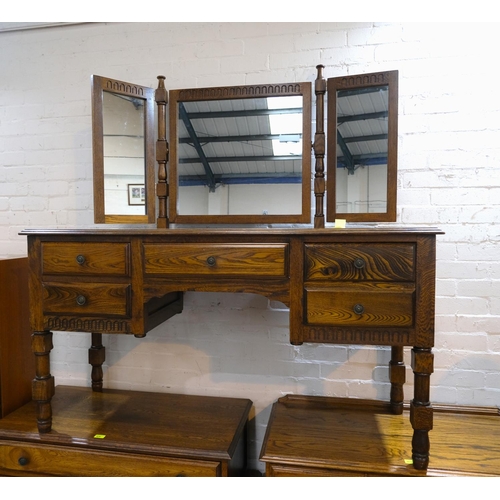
[{"x1": 1, "y1": 22, "x2": 499, "y2": 473}]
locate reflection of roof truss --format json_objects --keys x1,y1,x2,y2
[
  {"x1": 178, "y1": 100, "x2": 303, "y2": 191},
  {"x1": 336, "y1": 86, "x2": 388, "y2": 174}
]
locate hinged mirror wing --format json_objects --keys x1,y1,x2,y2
[
  {"x1": 91, "y1": 75, "x2": 156, "y2": 224},
  {"x1": 326, "y1": 70, "x2": 398, "y2": 223},
  {"x1": 166, "y1": 82, "x2": 312, "y2": 225}
]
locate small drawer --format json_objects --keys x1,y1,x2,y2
[
  {"x1": 266, "y1": 463, "x2": 371, "y2": 477},
  {"x1": 144, "y1": 243, "x2": 288, "y2": 277},
  {"x1": 304, "y1": 244, "x2": 415, "y2": 282},
  {"x1": 42, "y1": 283, "x2": 131, "y2": 317},
  {"x1": 42, "y1": 242, "x2": 130, "y2": 276},
  {"x1": 0, "y1": 442, "x2": 220, "y2": 477},
  {"x1": 305, "y1": 284, "x2": 414, "y2": 327}
]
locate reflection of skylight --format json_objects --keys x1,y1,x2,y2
[{"x1": 267, "y1": 96, "x2": 302, "y2": 156}]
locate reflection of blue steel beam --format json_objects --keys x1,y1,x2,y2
[
  {"x1": 337, "y1": 130, "x2": 354, "y2": 173},
  {"x1": 179, "y1": 173, "x2": 302, "y2": 186},
  {"x1": 337, "y1": 111, "x2": 388, "y2": 124},
  {"x1": 343, "y1": 133, "x2": 387, "y2": 143},
  {"x1": 337, "y1": 155, "x2": 388, "y2": 168},
  {"x1": 179, "y1": 133, "x2": 301, "y2": 144},
  {"x1": 179, "y1": 155, "x2": 302, "y2": 163},
  {"x1": 179, "y1": 102, "x2": 216, "y2": 191}
]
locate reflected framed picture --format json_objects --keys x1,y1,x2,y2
[{"x1": 128, "y1": 184, "x2": 145, "y2": 205}]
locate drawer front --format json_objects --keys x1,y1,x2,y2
[
  {"x1": 42, "y1": 242, "x2": 130, "y2": 276},
  {"x1": 0, "y1": 442, "x2": 220, "y2": 477},
  {"x1": 42, "y1": 283, "x2": 131, "y2": 317},
  {"x1": 305, "y1": 244, "x2": 415, "y2": 282},
  {"x1": 266, "y1": 463, "x2": 375, "y2": 477},
  {"x1": 305, "y1": 284, "x2": 414, "y2": 327},
  {"x1": 144, "y1": 243, "x2": 288, "y2": 277}
]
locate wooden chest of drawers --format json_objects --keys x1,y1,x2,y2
[{"x1": 0, "y1": 386, "x2": 252, "y2": 477}]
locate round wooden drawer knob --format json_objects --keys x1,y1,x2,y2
[
  {"x1": 353, "y1": 304, "x2": 365, "y2": 314},
  {"x1": 76, "y1": 295, "x2": 87, "y2": 306}
]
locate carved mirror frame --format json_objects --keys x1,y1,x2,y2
[
  {"x1": 165, "y1": 82, "x2": 312, "y2": 225},
  {"x1": 326, "y1": 70, "x2": 398, "y2": 223},
  {"x1": 91, "y1": 75, "x2": 156, "y2": 224}
]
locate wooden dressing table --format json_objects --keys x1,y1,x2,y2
[
  {"x1": 17, "y1": 66, "x2": 442, "y2": 473},
  {"x1": 22, "y1": 224, "x2": 441, "y2": 470}
]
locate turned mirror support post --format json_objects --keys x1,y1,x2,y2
[
  {"x1": 156, "y1": 75, "x2": 169, "y2": 228},
  {"x1": 313, "y1": 65, "x2": 326, "y2": 228}
]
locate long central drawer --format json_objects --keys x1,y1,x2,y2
[{"x1": 143, "y1": 243, "x2": 288, "y2": 277}]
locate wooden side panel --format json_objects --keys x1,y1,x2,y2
[{"x1": 0, "y1": 258, "x2": 35, "y2": 418}]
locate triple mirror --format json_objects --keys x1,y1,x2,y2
[{"x1": 91, "y1": 68, "x2": 398, "y2": 226}]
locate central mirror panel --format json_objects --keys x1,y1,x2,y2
[{"x1": 169, "y1": 82, "x2": 312, "y2": 224}]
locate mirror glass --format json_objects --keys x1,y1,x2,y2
[
  {"x1": 326, "y1": 70, "x2": 398, "y2": 222},
  {"x1": 92, "y1": 75, "x2": 155, "y2": 223},
  {"x1": 169, "y1": 83, "x2": 312, "y2": 224}
]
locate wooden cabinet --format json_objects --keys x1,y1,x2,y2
[
  {"x1": 0, "y1": 258, "x2": 35, "y2": 418},
  {"x1": 0, "y1": 386, "x2": 251, "y2": 477},
  {"x1": 261, "y1": 395, "x2": 500, "y2": 477},
  {"x1": 21, "y1": 226, "x2": 441, "y2": 470}
]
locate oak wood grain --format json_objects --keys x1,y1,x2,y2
[
  {"x1": 0, "y1": 258, "x2": 35, "y2": 418},
  {"x1": 0, "y1": 386, "x2": 252, "y2": 476},
  {"x1": 261, "y1": 395, "x2": 500, "y2": 477}
]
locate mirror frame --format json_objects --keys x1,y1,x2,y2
[
  {"x1": 168, "y1": 82, "x2": 312, "y2": 225},
  {"x1": 91, "y1": 75, "x2": 156, "y2": 224},
  {"x1": 326, "y1": 70, "x2": 398, "y2": 223}
]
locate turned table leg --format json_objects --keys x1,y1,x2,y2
[
  {"x1": 410, "y1": 347, "x2": 434, "y2": 470},
  {"x1": 89, "y1": 333, "x2": 105, "y2": 392},
  {"x1": 389, "y1": 346, "x2": 405, "y2": 415},
  {"x1": 31, "y1": 331, "x2": 55, "y2": 433}
]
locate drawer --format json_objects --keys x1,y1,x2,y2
[
  {"x1": 304, "y1": 244, "x2": 415, "y2": 282},
  {"x1": 42, "y1": 242, "x2": 130, "y2": 276},
  {"x1": 0, "y1": 441, "x2": 220, "y2": 477},
  {"x1": 144, "y1": 243, "x2": 288, "y2": 277},
  {"x1": 266, "y1": 463, "x2": 374, "y2": 477},
  {"x1": 305, "y1": 284, "x2": 414, "y2": 327},
  {"x1": 42, "y1": 283, "x2": 131, "y2": 317}
]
